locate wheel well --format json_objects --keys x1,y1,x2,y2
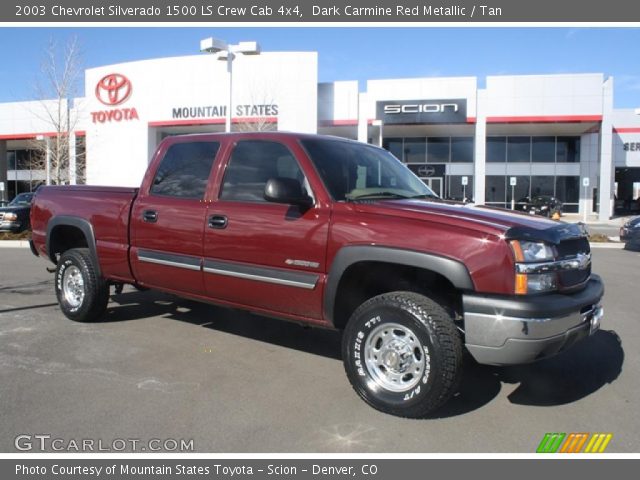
[
  {"x1": 48, "y1": 225, "x2": 89, "y2": 263},
  {"x1": 332, "y1": 261, "x2": 462, "y2": 330}
]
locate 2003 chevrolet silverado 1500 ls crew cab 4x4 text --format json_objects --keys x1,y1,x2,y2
[{"x1": 29, "y1": 132, "x2": 604, "y2": 417}]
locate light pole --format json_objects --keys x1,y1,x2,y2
[{"x1": 200, "y1": 37, "x2": 261, "y2": 133}]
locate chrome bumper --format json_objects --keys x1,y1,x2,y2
[{"x1": 463, "y1": 276, "x2": 604, "y2": 365}]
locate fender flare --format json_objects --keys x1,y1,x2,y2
[
  {"x1": 323, "y1": 245, "x2": 475, "y2": 325},
  {"x1": 46, "y1": 216, "x2": 101, "y2": 277}
]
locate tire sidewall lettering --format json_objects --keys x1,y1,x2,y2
[{"x1": 350, "y1": 310, "x2": 433, "y2": 403}]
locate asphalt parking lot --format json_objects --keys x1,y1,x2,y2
[{"x1": 0, "y1": 246, "x2": 637, "y2": 453}]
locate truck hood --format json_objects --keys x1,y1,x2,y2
[{"x1": 352, "y1": 199, "x2": 586, "y2": 244}]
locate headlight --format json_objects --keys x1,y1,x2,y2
[
  {"x1": 4, "y1": 213, "x2": 18, "y2": 221},
  {"x1": 510, "y1": 240, "x2": 557, "y2": 295},
  {"x1": 511, "y1": 240, "x2": 555, "y2": 262}
]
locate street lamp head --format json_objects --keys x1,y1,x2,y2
[
  {"x1": 235, "y1": 41, "x2": 261, "y2": 55},
  {"x1": 200, "y1": 37, "x2": 228, "y2": 54}
]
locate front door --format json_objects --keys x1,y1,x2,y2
[
  {"x1": 424, "y1": 177, "x2": 443, "y2": 197},
  {"x1": 202, "y1": 139, "x2": 330, "y2": 320}
]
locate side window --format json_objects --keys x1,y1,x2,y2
[
  {"x1": 220, "y1": 140, "x2": 307, "y2": 202},
  {"x1": 150, "y1": 142, "x2": 219, "y2": 199}
]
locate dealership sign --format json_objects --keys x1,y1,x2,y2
[
  {"x1": 171, "y1": 104, "x2": 279, "y2": 120},
  {"x1": 91, "y1": 73, "x2": 139, "y2": 124},
  {"x1": 376, "y1": 99, "x2": 467, "y2": 124}
]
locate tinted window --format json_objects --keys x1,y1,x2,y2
[
  {"x1": 531, "y1": 176, "x2": 555, "y2": 197},
  {"x1": 220, "y1": 140, "x2": 305, "y2": 203},
  {"x1": 451, "y1": 137, "x2": 474, "y2": 163},
  {"x1": 403, "y1": 138, "x2": 426, "y2": 163},
  {"x1": 485, "y1": 176, "x2": 506, "y2": 206},
  {"x1": 557, "y1": 137, "x2": 580, "y2": 163},
  {"x1": 383, "y1": 138, "x2": 404, "y2": 161},
  {"x1": 150, "y1": 142, "x2": 219, "y2": 199},
  {"x1": 486, "y1": 137, "x2": 506, "y2": 162},
  {"x1": 507, "y1": 136, "x2": 531, "y2": 163},
  {"x1": 532, "y1": 137, "x2": 556, "y2": 163},
  {"x1": 427, "y1": 137, "x2": 450, "y2": 163}
]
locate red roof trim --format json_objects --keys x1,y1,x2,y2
[
  {"x1": 487, "y1": 115, "x2": 602, "y2": 124},
  {"x1": 613, "y1": 127, "x2": 640, "y2": 133}
]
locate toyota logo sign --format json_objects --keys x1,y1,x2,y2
[{"x1": 95, "y1": 73, "x2": 132, "y2": 106}]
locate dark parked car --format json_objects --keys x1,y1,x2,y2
[
  {"x1": 0, "y1": 192, "x2": 35, "y2": 233},
  {"x1": 620, "y1": 216, "x2": 640, "y2": 250},
  {"x1": 517, "y1": 195, "x2": 563, "y2": 218}
]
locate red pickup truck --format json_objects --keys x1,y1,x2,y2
[{"x1": 30, "y1": 132, "x2": 604, "y2": 417}]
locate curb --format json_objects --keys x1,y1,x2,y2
[
  {"x1": 589, "y1": 242, "x2": 625, "y2": 249},
  {"x1": 0, "y1": 240, "x2": 31, "y2": 249}
]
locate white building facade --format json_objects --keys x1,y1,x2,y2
[{"x1": 1, "y1": 50, "x2": 640, "y2": 221}]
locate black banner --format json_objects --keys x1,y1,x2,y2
[
  {"x1": 377, "y1": 99, "x2": 468, "y2": 124},
  {"x1": 3, "y1": 0, "x2": 640, "y2": 22},
  {"x1": 3, "y1": 459, "x2": 639, "y2": 480}
]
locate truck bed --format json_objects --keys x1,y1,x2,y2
[{"x1": 31, "y1": 185, "x2": 138, "y2": 283}]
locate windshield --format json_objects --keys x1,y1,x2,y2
[
  {"x1": 9, "y1": 193, "x2": 34, "y2": 206},
  {"x1": 300, "y1": 138, "x2": 437, "y2": 201}
]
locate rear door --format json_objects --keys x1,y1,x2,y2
[
  {"x1": 130, "y1": 139, "x2": 220, "y2": 295},
  {"x1": 202, "y1": 138, "x2": 330, "y2": 319}
]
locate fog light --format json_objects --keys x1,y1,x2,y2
[
  {"x1": 526, "y1": 273, "x2": 558, "y2": 293},
  {"x1": 590, "y1": 305, "x2": 603, "y2": 334}
]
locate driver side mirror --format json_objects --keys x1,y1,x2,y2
[{"x1": 264, "y1": 177, "x2": 313, "y2": 209}]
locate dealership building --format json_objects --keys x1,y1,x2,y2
[{"x1": 1, "y1": 50, "x2": 640, "y2": 220}]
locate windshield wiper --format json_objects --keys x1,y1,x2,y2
[
  {"x1": 407, "y1": 193, "x2": 438, "y2": 199},
  {"x1": 349, "y1": 192, "x2": 412, "y2": 201}
]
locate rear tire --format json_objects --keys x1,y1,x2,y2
[
  {"x1": 55, "y1": 248, "x2": 109, "y2": 322},
  {"x1": 342, "y1": 291, "x2": 462, "y2": 418}
]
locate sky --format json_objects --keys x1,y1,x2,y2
[{"x1": 0, "y1": 27, "x2": 639, "y2": 108}]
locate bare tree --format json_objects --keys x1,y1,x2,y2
[
  {"x1": 234, "y1": 83, "x2": 279, "y2": 132},
  {"x1": 29, "y1": 36, "x2": 85, "y2": 185}
]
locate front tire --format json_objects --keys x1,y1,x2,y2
[
  {"x1": 55, "y1": 248, "x2": 109, "y2": 322},
  {"x1": 342, "y1": 291, "x2": 462, "y2": 418}
]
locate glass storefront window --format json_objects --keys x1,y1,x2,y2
[
  {"x1": 403, "y1": 138, "x2": 426, "y2": 163},
  {"x1": 507, "y1": 136, "x2": 531, "y2": 162},
  {"x1": 486, "y1": 137, "x2": 506, "y2": 162},
  {"x1": 447, "y1": 175, "x2": 474, "y2": 202},
  {"x1": 557, "y1": 137, "x2": 580, "y2": 163},
  {"x1": 451, "y1": 137, "x2": 474, "y2": 163},
  {"x1": 486, "y1": 175, "x2": 507, "y2": 206},
  {"x1": 532, "y1": 136, "x2": 556, "y2": 163},
  {"x1": 531, "y1": 176, "x2": 555, "y2": 197},
  {"x1": 555, "y1": 176, "x2": 579, "y2": 212},
  {"x1": 383, "y1": 138, "x2": 404, "y2": 162},
  {"x1": 506, "y1": 175, "x2": 531, "y2": 207},
  {"x1": 427, "y1": 137, "x2": 450, "y2": 163}
]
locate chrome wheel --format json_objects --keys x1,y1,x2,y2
[
  {"x1": 364, "y1": 322, "x2": 427, "y2": 392},
  {"x1": 62, "y1": 265, "x2": 85, "y2": 309}
]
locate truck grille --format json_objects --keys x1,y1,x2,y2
[{"x1": 556, "y1": 237, "x2": 591, "y2": 290}]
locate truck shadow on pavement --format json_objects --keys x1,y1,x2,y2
[
  {"x1": 105, "y1": 288, "x2": 343, "y2": 360},
  {"x1": 430, "y1": 329, "x2": 624, "y2": 418},
  {"x1": 105, "y1": 289, "x2": 624, "y2": 418}
]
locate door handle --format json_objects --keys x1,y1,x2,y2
[
  {"x1": 142, "y1": 210, "x2": 158, "y2": 223},
  {"x1": 208, "y1": 215, "x2": 228, "y2": 229}
]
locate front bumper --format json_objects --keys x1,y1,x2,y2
[
  {"x1": 0, "y1": 220, "x2": 23, "y2": 232},
  {"x1": 463, "y1": 275, "x2": 604, "y2": 365}
]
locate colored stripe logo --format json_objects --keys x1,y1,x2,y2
[{"x1": 537, "y1": 433, "x2": 612, "y2": 453}]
